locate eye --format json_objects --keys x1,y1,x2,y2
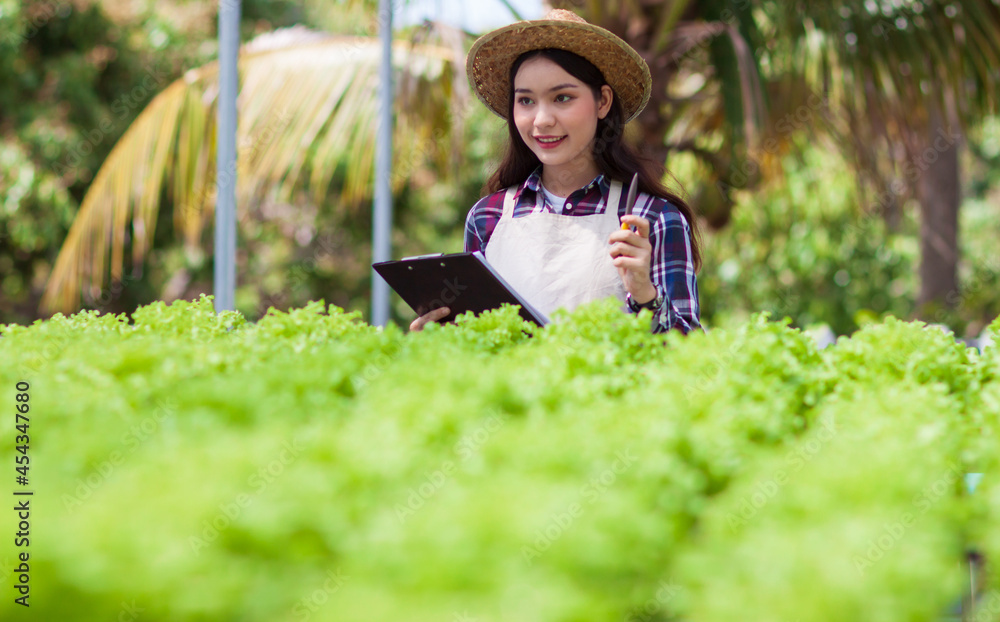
[
  {"x1": 516, "y1": 96, "x2": 534, "y2": 106},
  {"x1": 555, "y1": 94, "x2": 573, "y2": 103}
]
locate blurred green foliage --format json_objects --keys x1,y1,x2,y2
[
  {"x1": 699, "y1": 143, "x2": 920, "y2": 335},
  {"x1": 699, "y1": 137, "x2": 1000, "y2": 336},
  {"x1": 1, "y1": 0, "x2": 150, "y2": 322},
  {"x1": 0, "y1": 0, "x2": 332, "y2": 324}
]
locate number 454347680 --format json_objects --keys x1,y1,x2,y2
[{"x1": 15, "y1": 381, "x2": 29, "y2": 483}]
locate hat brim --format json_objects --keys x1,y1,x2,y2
[{"x1": 466, "y1": 18, "x2": 652, "y2": 124}]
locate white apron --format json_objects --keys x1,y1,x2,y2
[{"x1": 484, "y1": 181, "x2": 628, "y2": 318}]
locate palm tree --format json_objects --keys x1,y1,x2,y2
[
  {"x1": 553, "y1": 0, "x2": 1000, "y2": 311},
  {"x1": 41, "y1": 24, "x2": 470, "y2": 314},
  {"x1": 765, "y1": 0, "x2": 1000, "y2": 311}
]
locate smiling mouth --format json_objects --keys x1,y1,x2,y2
[{"x1": 534, "y1": 135, "x2": 566, "y2": 148}]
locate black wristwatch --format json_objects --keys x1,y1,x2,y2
[{"x1": 626, "y1": 290, "x2": 664, "y2": 313}]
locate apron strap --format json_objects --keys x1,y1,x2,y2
[
  {"x1": 501, "y1": 186, "x2": 518, "y2": 220},
  {"x1": 607, "y1": 180, "x2": 624, "y2": 218}
]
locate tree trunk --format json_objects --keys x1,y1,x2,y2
[{"x1": 915, "y1": 105, "x2": 962, "y2": 312}]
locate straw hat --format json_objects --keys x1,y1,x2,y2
[{"x1": 466, "y1": 9, "x2": 652, "y2": 124}]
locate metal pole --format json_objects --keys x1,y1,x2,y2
[
  {"x1": 371, "y1": 0, "x2": 394, "y2": 326},
  {"x1": 214, "y1": 0, "x2": 240, "y2": 312}
]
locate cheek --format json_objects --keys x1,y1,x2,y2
[
  {"x1": 569, "y1": 111, "x2": 598, "y2": 140},
  {"x1": 567, "y1": 102, "x2": 598, "y2": 136},
  {"x1": 513, "y1": 111, "x2": 533, "y2": 139}
]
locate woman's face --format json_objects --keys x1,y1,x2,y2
[{"x1": 512, "y1": 56, "x2": 613, "y2": 177}]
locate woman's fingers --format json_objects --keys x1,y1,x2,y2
[
  {"x1": 609, "y1": 221, "x2": 653, "y2": 282},
  {"x1": 409, "y1": 306, "x2": 451, "y2": 332},
  {"x1": 607, "y1": 234, "x2": 651, "y2": 253},
  {"x1": 430, "y1": 306, "x2": 451, "y2": 321},
  {"x1": 409, "y1": 307, "x2": 449, "y2": 331},
  {"x1": 618, "y1": 214, "x2": 650, "y2": 238},
  {"x1": 612, "y1": 255, "x2": 649, "y2": 269},
  {"x1": 608, "y1": 240, "x2": 650, "y2": 259},
  {"x1": 609, "y1": 219, "x2": 651, "y2": 249},
  {"x1": 609, "y1": 216, "x2": 654, "y2": 292}
]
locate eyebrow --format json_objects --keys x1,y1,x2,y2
[{"x1": 513, "y1": 83, "x2": 580, "y2": 94}]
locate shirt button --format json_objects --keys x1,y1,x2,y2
[{"x1": 566, "y1": 203, "x2": 573, "y2": 210}]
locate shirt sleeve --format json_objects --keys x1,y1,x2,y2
[
  {"x1": 464, "y1": 193, "x2": 504, "y2": 253},
  {"x1": 643, "y1": 204, "x2": 702, "y2": 335}
]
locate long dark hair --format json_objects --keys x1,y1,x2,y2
[{"x1": 485, "y1": 48, "x2": 701, "y2": 270}]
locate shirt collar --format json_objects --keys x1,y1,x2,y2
[{"x1": 519, "y1": 167, "x2": 609, "y2": 199}]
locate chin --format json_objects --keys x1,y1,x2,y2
[{"x1": 533, "y1": 150, "x2": 571, "y2": 167}]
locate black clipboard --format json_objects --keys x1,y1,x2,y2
[{"x1": 372, "y1": 251, "x2": 549, "y2": 326}]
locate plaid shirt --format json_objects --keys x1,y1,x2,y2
[{"x1": 464, "y1": 168, "x2": 700, "y2": 334}]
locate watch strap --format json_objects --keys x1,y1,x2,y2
[{"x1": 627, "y1": 290, "x2": 663, "y2": 313}]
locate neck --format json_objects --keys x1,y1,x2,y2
[{"x1": 540, "y1": 159, "x2": 601, "y2": 197}]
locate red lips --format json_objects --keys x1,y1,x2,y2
[{"x1": 534, "y1": 135, "x2": 566, "y2": 149}]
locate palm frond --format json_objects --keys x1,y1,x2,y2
[
  {"x1": 780, "y1": 0, "x2": 1000, "y2": 123},
  {"x1": 42, "y1": 29, "x2": 464, "y2": 314},
  {"x1": 651, "y1": 0, "x2": 697, "y2": 54},
  {"x1": 496, "y1": 0, "x2": 525, "y2": 22},
  {"x1": 772, "y1": 0, "x2": 1000, "y2": 198}
]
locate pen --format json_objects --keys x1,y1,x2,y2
[{"x1": 621, "y1": 172, "x2": 639, "y2": 231}]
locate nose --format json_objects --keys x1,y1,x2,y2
[{"x1": 534, "y1": 102, "x2": 555, "y2": 129}]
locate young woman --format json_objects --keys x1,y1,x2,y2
[{"x1": 410, "y1": 9, "x2": 701, "y2": 334}]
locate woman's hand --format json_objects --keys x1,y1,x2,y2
[
  {"x1": 608, "y1": 214, "x2": 657, "y2": 303},
  {"x1": 408, "y1": 306, "x2": 451, "y2": 332}
]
